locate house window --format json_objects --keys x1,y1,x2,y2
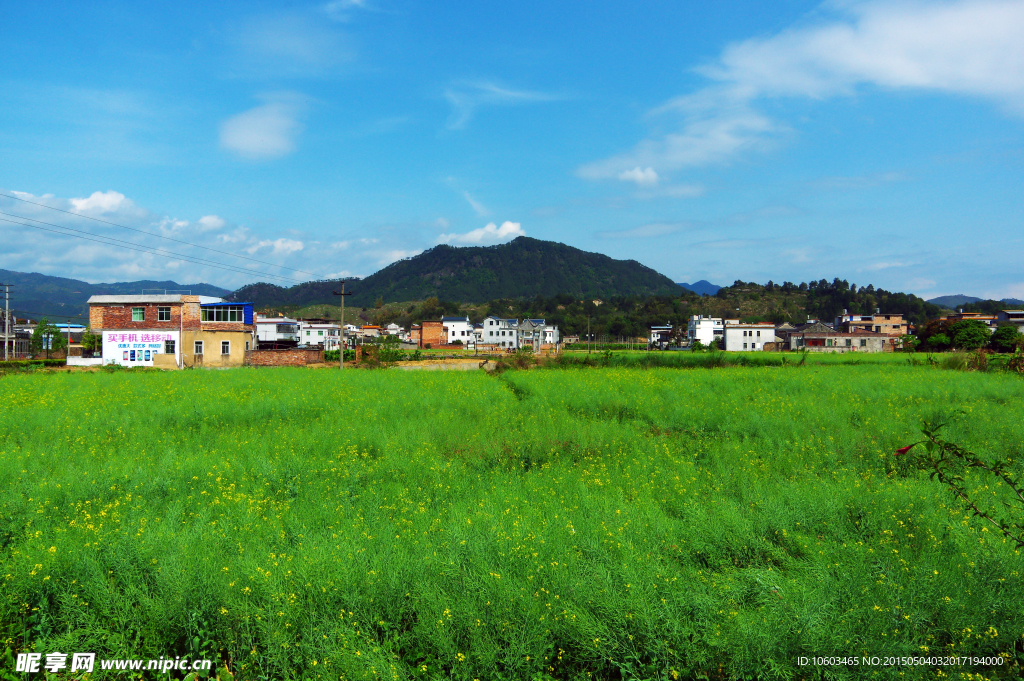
[
  {"x1": 743, "y1": 342, "x2": 747, "y2": 349},
  {"x1": 846, "y1": 339, "x2": 852, "y2": 346},
  {"x1": 158, "y1": 306, "x2": 171, "y2": 321},
  {"x1": 756, "y1": 330, "x2": 761, "y2": 337},
  {"x1": 245, "y1": 341, "x2": 250, "y2": 351},
  {"x1": 201, "y1": 306, "x2": 245, "y2": 322},
  {"x1": 221, "y1": 341, "x2": 230, "y2": 355},
  {"x1": 194, "y1": 340, "x2": 204, "y2": 355},
  {"x1": 132, "y1": 307, "x2": 145, "y2": 321},
  {"x1": 306, "y1": 330, "x2": 311, "y2": 336},
  {"x1": 860, "y1": 339, "x2": 867, "y2": 347},
  {"x1": 165, "y1": 339, "x2": 175, "y2": 355},
  {"x1": 318, "y1": 330, "x2": 324, "y2": 336}
]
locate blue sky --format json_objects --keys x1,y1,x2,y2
[{"x1": 2, "y1": 0, "x2": 1023, "y2": 300}]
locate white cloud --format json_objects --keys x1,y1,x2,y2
[
  {"x1": 247, "y1": 238, "x2": 305, "y2": 255},
  {"x1": 444, "y1": 81, "x2": 563, "y2": 129},
  {"x1": 198, "y1": 215, "x2": 226, "y2": 230},
  {"x1": 861, "y1": 261, "x2": 910, "y2": 271},
  {"x1": 220, "y1": 94, "x2": 305, "y2": 160},
  {"x1": 462, "y1": 191, "x2": 489, "y2": 217},
  {"x1": 70, "y1": 190, "x2": 132, "y2": 214},
  {"x1": 581, "y1": 0, "x2": 1024, "y2": 178},
  {"x1": 617, "y1": 167, "x2": 659, "y2": 185},
  {"x1": 378, "y1": 249, "x2": 422, "y2": 265},
  {"x1": 438, "y1": 221, "x2": 526, "y2": 244},
  {"x1": 331, "y1": 240, "x2": 351, "y2": 249}
]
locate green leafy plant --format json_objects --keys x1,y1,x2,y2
[{"x1": 896, "y1": 419, "x2": 1024, "y2": 549}]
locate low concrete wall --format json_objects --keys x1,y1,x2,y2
[
  {"x1": 67, "y1": 357, "x2": 104, "y2": 367},
  {"x1": 245, "y1": 348, "x2": 324, "y2": 367}
]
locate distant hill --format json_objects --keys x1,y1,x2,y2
[
  {"x1": 677, "y1": 280, "x2": 721, "y2": 296},
  {"x1": 928, "y1": 294, "x2": 1024, "y2": 309},
  {"x1": 927, "y1": 294, "x2": 983, "y2": 308},
  {"x1": 0, "y1": 268, "x2": 231, "y2": 321},
  {"x1": 229, "y1": 237, "x2": 681, "y2": 308}
]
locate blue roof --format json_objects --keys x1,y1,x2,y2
[
  {"x1": 201, "y1": 301, "x2": 253, "y2": 306},
  {"x1": 441, "y1": 316, "x2": 470, "y2": 322},
  {"x1": 529, "y1": 318, "x2": 545, "y2": 324}
]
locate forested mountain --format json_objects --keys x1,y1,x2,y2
[
  {"x1": 0, "y1": 268, "x2": 230, "y2": 320},
  {"x1": 228, "y1": 237, "x2": 681, "y2": 308}
]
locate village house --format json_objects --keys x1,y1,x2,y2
[
  {"x1": 996, "y1": 310, "x2": 1024, "y2": 335},
  {"x1": 649, "y1": 324, "x2": 673, "y2": 349},
  {"x1": 723, "y1": 323, "x2": 776, "y2": 352},
  {"x1": 297, "y1": 320, "x2": 342, "y2": 350},
  {"x1": 416, "y1": 320, "x2": 445, "y2": 348},
  {"x1": 481, "y1": 316, "x2": 520, "y2": 349},
  {"x1": 517, "y1": 318, "x2": 560, "y2": 351},
  {"x1": 256, "y1": 314, "x2": 300, "y2": 348},
  {"x1": 86, "y1": 295, "x2": 255, "y2": 368},
  {"x1": 834, "y1": 309, "x2": 906, "y2": 336},
  {"x1": 788, "y1": 328, "x2": 889, "y2": 353},
  {"x1": 687, "y1": 316, "x2": 734, "y2": 347},
  {"x1": 441, "y1": 316, "x2": 474, "y2": 345}
]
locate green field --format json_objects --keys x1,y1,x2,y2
[{"x1": 1, "y1": 363, "x2": 1022, "y2": 680}]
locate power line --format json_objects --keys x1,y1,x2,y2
[
  {"x1": 10, "y1": 309, "x2": 86, "y2": 321},
  {"x1": 1, "y1": 215, "x2": 306, "y2": 285},
  {"x1": 2, "y1": 212, "x2": 305, "y2": 284},
  {"x1": 0, "y1": 191, "x2": 325, "y2": 278}
]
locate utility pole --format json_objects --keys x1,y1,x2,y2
[
  {"x1": 587, "y1": 316, "x2": 591, "y2": 354},
  {"x1": 333, "y1": 282, "x2": 353, "y2": 370},
  {"x1": 1, "y1": 284, "x2": 10, "y2": 361}
]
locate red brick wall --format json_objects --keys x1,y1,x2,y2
[
  {"x1": 420, "y1": 321, "x2": 445, "y2": 348},
  {"x1": 92, "y1": 304, "x2": 182, "y2": 331},
  {"x1": 201, "y1": 322, "x2": 253, "y2": 332},
  {"x1": 245, "y1": 348, "x2": 324, "y2": 366}
]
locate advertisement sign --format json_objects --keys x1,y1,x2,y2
[{"x1": 102, "y1": 331, "x2": 179, "y2": 367}]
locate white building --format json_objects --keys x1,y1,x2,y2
[
  {"x1": 723, "y1": 323, "x2": 776, "y2": 351},
  {"x1": 298, "y1": 321, "x2": 342, "y2": 350},
  {"x1": 440, "y1": 316, "x2": 474, "y2": 345},
  {"x1": 687, "y1": 316, "x2": 725, "y2": 346},
  {"x1": 256, "y1": 315, "x2": 300, "y2": 348},
  {"x1": 481, "y1": 316, "x2": 520, "y2": 348},
  {"x1": 385, "y1": 323, "x2": 402, "y2": 336},
  {"x1": 518, "y1": 318, "x2": 560, "y2": 350}
]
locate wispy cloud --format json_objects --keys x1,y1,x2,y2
[
  {"x1": 462, "y1": 191, "x2": 489, "y2": 217},
  {"x1": 598, "y1": 222, "x2": 694, "y2": 239},
  {"x1": 438, "y1": 221, "x2": 525, "y2": 244},
  {"x1": 220, "y1": 93, "x2": 306, "y2": 160},
  {"x1": 617, "y1": 167, "x2": 659, "y2": 186},
  {"x1": 228, "y1": 12, "x2": 353, "y2": 79},
  {"x1": 580, "y1": 0, "x2": 1024, "y2": 179},
  {"x1": 444, "y1": 81, "x2": 563, "y2": 129},
  {"x1": 246, "y1": 238, "x2": 305, "y2": 255}
]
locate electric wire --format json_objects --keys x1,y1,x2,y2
[
  {"x1": 0, "y1": 191, "x2": 325, "y2": 278},
  {"x1": 1, "y1": 216, "x2": 305, "y2": 285}
]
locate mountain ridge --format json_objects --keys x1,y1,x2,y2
[
  {"x1": 0, "y1": 268, "x2": 231, "y2": 320},
  {"x1": 228, "y1": 236, "x2": 682, "y2": 308}
]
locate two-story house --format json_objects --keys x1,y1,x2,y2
[{"x1": 88, "y1": 295, "x2": 255, "y2": 368}]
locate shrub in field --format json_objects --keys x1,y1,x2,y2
[{"x1": 896, "y1": 419, "x2": 1024, "y2": 549}]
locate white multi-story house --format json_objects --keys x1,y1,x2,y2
[
  {"x1": 256, "y1": 314, "x2": 300, "y2": 348},
  {"x1": 723, "y1": 323, "x2": 776, "y2": 351},
  {"x1": 385, "y1": 323, "x2": 402, "y2": 336},
  {"x1": 481, "y1": 316, "x2": 520, "y2": 348},
  {"x1": 517, "y1": 319, "x2": 560, "y2": 350},
  {"x1": 298, "y1": 321, "x2": 342, "y2": 350},
  {"x1": 441, "y1": 316, "x2": 475, "y2": 345},
  {"x1": 687, "y1": 316, "x2": 724, "y2": 346},
  {"x1": 649, "y1": 324, "x2": 673, "y2": 349}
]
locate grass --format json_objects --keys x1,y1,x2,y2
[{"x1": 1, "y1": 364, "x2": 1022, "y2": 680}]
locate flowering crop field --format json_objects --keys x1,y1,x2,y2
[{"x1": 1, "y1": 365, "x2": 1022, "y2": 680}]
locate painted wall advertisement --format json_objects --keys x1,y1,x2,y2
[{"x1": 102, "y1": 331, "x2": 179, "y2": 366}]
